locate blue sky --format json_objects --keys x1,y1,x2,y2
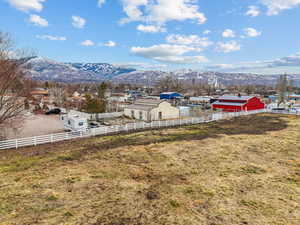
[{"x1": 1, "y1": 0, "x2": 300, "y2": 74}]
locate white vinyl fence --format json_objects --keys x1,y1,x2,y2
[
  {"x1": 0, "y1": 109, "x2": 294, "y2": 150},
  {"x1": 68, "y1": 110, "x2": 123, "y2": 120}
]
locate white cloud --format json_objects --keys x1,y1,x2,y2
[
  {"x1": 104, "y1": 40, "x2": 117, "y2": 47},
  {"x1": 81, "y1": 40, "x2": 94, "y2": 46},
  {"x1": 130, "y1": 44, "x2": 208, "y2": 64},
  {"x1": 36, "y1": 35, "x2": 66, "y2": 41},
  {"x1": 222, "y1": 29, "x2": 235, "y2": 38},
  {"x1": 98, "y1": 0, "x2": 106, "y2": 7},
  {"x1": 120, "y1": 0, "x2": 206, "y2": 25},
  {"x1": 206, "y1": 52, "x2": 300, "y2": 72},
  {"x1": 115, "y1": 62, "x2": 167, "y2": 70},
  {"x1": 216, "y1": 41, "x2": 241, "y2": 53},
  {"x1": 245, "y1": 5, "x2": 260, "y2": 17},
  {"x1": 8, "y1": 0, "x2": 45, "y2": 12},
  {"x1": 137, "y1": 24, "x2": 166, "y2": 33},
  {"x1": 166, "y1": 34, "x2": 213, "y2": 48},
  {"x1": 154, "y1": 55, "x2": 208, "y2": 64},
  {"x1": 29, "y1": 14, "x2": 48, "y2": 27},
  {"x1": 203, "y1": 30, "x2": 211, "y2": 35},
  {"x1": 260, "y1": 0, "x2": 300, "y2": 15},
  {"x1": 72, "y1": 16, "x2": 86, "y2": 29},
  {"x1": 244, "y1": 28, "x2": 262, "y2": 37}
]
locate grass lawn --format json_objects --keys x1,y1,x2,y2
[{"x1": 0, "y1": 114, "x2": 299, "y2": 225}]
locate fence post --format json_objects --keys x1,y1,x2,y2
[
  {"x1": 34, "y1": 136, "x2": 37, "y2": 146},
  {"x1": 15, "y1": 139, "x2": 18, "y2": 149},
  {"x1": 51, "y1": 134, "x2": 54, "y2": 143}
]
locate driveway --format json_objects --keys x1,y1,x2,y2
[{"x1": 6, "y1": 114, "x2": 65, "y2": 139}]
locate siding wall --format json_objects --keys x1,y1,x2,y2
[
  {"x1": 150, "y1": 102, "x2": 180, "y2": 120},
  {"x1": 124, "y1": 102, "x2": 180, "y2": 121}
]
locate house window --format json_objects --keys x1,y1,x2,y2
[
  {"x1": 139, "y1": 111, "x2": 143, "y2": 120},
  {"x1": 159, "y1": 112, "x2": 162, "y2": 120},
  {"x1": 78, "y1": 122, "x2": 84, "y2": 126},
  {"x1": 68, "y1": 120, "x2": 71, "y2": 125},
  {"x1": 131, "y1": 110, "x2": 135, "y2": 118}
]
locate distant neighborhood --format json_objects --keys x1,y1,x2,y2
[{"x1": 1, "y1": 70, "x2": 300, "y2": 141}]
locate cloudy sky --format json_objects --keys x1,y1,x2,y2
[{"x1": 1, "y1": 0, "x2": 300, "y2": 74}]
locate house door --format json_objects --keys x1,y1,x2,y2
[
  {"x1": 159, "y1": 112, "x2": 162, "y2": 120},
  {"x1": 139, "y1": 111, "x2": 143, "y2": 120}
]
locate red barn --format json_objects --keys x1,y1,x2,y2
[{"x1": 212, "y1": 95, "x2": 265, "y2": 112}]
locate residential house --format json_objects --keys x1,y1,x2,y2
[{"x1": 124, "y1": 99, "x2": 180, "y2": 121}]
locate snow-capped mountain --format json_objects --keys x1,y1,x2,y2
[
  {"x1": 23, "y1": 57, "x2": 300, "y2": 86},
  {"x1": 24, "y1": 57, "x2": 136, "y2": 82},
  {"x1": 68, "y1": 63, "x2": 135, "y2": 79}
]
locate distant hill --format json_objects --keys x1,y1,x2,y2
[
  {"x1": 23, "y1": 56, "x2": 300, "y2": 86},
  {"x1": 24, "y1": 57, "x2": 136, "y2": 83}
]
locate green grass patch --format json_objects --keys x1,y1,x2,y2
[
  {"x1": 46, "y1": 195, "x2": 59, "y2": 201},
  {"x1": 169, "y1": 199, "x2": 181, "y2": 208},
  {"x1": 0, "y1": 157, "x2": 40, "y2": 173}
]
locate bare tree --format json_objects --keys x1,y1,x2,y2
[
  {"x1": 49, "y1": 83, "x2": 66, "y2": 107},
  {"x1": 276, "y1": 74, "x2": 288, "y2": 105},
  {"x1": 0, "y1": 32, "x2": 30, "y2": 138},
  {"x1": 156, "y1": 75, "x2": 185, "y2": 93}
]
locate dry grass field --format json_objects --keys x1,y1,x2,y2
[{"x1": 0, "y1": 114, "x2": 299, "y2": 225}]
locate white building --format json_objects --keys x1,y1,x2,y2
[
  {"x1": 60, "y1": 114, "x2": 88, "y2": 131},
  {"x1": 109, "y1": 93, "x2": 130, "y2": 103},
  {"x1": 124, "y1": 99, "x2": 180, "y2": 121}
]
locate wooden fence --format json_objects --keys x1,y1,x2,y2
[{"x1": 0, "y1": 109, "x2": 293, "y2": 150}]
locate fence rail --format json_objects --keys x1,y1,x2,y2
[
  {"x1": 0, "y1": 109, "x2": 297, "y2": 150},
  {"x1": 63, "y1": 110, "x2": 124, "y2": 120}
]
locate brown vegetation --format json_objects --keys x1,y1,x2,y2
[
  {"x1": 0, "y1": 32, "x2": 33, "y2": 139},
  {"x1": 0, "y1": 114, "x2": 299, "y2": 225}
]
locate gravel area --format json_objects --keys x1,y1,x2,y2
[{"x1": 6, "y1": 114, "x2": 65, "y2": 139}]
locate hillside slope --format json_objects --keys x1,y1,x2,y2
[
  {"x1": 23, "y1": 57, "x2": 300, "y2": 86},
  {"x1": 0, "y1": 114, "x2": 299, "y2": 225}
]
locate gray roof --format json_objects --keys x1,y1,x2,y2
[
  {"x1": 125, "y1": 99, "x2": 166, "y2": 111},
  {"x1": 135, "y1": 99, "x2": 165, "y2": 106},
  {"x1": 212, "y1": 101, "x2": 246, "y2": 106},
  {"x1": 218, "y1": 95, "x2": 254, "y2": 101},
  {"x1": 125, "y1": 104, "x2": 155, "y2": 111}
]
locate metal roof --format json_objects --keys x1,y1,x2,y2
[
  {"x1": 135, "y1": 99, "x2": 165, "y2": 106},
  {"x1": 212, "y1": 101, "x2": 246, "y2": 106},
  {"x1": 125, "y1": 99, "x2": 166, "y2": 111},
  {"x1": 125, "y1": 104, "x2": 155, "y2": 111},
  {"x1": 218, "y1": 95, "x2": 254, "y2": 101},
  {"x1": 160, "y1": 92, "x2": 180, "y2": 95}
]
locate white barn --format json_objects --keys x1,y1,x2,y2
[{"x1": 124, "y1": 99, "x2": 180, "y2": 121}]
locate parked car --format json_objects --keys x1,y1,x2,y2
[
  {"x1": 289, "y1": 108, "x2": 300, "y2": 112},
  {"x1": 89, "y1": 122, "x2": 100, "y2": 128},
  {"x1": 271, "y1": 108, "x2": 286, "y2": 111},
  {"x1": 45, "y1": 108, "x2": 61, "y2": 115}
]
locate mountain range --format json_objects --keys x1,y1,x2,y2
[{"x1": 23, "y1": 57, "x2": 300, "y2": 87}]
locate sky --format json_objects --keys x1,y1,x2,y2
[{"x1": 0, "y1": 0, "x2": 300, "y2": 74}]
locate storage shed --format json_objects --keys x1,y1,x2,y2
[
  {"x1": 212, "y1": 95, "x2": 265, "y2": 112},
  {"x1": 124, "y1": 99, "x2": 180, "y2": 121},
  {"x1": 160, "y1": 92, "x2": 184, "y2": 100}
]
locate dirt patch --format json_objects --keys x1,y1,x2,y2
[{"x1": 5, "y1": 114, "x2": 64, "y2": 139}]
